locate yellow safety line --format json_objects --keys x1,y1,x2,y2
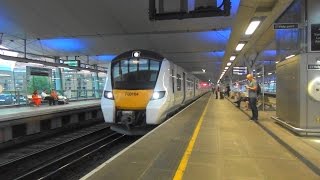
[{"x1": 173, "y1": 98, "x2": 210, "y2": 180}]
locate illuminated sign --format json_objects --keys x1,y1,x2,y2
[
  {"x1": 63, "y1": 60, "x2": 80, "y2": 67},
  {"x1": 232, "y1": 66, "x2": 247, "y2": 75}
]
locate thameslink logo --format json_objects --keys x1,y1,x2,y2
[{"x1": 125, "y1": 92, "x2": 139, "y2": 96}]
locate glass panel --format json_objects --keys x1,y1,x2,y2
[{"x1": 112, "y1": 58, "x2": 161, "y2": 89}]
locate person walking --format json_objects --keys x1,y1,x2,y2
[{"x1": 245, "y1": 74, "x2": 258, "y2": 121}]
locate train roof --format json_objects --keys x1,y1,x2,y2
[{"x1": 112, "y1": 50, "x2": 164, "y2": 61}]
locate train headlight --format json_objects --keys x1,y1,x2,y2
[
  {"x1": 151, "y1": 91, "x2": 165, "y2": 100},
  {"x1": 104, "y1": 91, "x2": 114, "y2": 100}
]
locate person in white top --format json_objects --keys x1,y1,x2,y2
[{"x1": 41, "y1": 89, "x2": 54, "y2": 105}]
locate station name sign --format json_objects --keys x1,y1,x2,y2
[
  {"x1": 308, "y1": 64, "x2": 320, "y2": 70},
  {"x1": 273, "y1": 23, "x2": 299, "y2": 29},
  {"x1": 63, "y1": 60, "x2": 80, "y2": 67}
]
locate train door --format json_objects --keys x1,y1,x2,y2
[{"x1": 182, "y1": 72, "x2": 186, "y2": 103}]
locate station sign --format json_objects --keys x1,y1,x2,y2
[
  {"x1": 311, "y1": 24, "x2": 320, "y2": 51},
  {"x1": 232, "y1": 66, "x2": 247, "y2": 75},
  {"x1": 273, "y1": 23, "x2": 299, "y2": 29},
  {"x1": 63, "y1": 60, "x2": 80, "y2": 67},
  {"x1": 308, "y1": 64, "x2": 320, "y2": 70},
  {"x1": 29, "y1": 67, "x2": 51, "y2": 76}
]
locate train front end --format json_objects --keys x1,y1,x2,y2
[{"x1": 101, "y1": 50, "x2": 165, "y2": 135}]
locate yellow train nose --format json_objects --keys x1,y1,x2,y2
[{"x1": 113, "y1": 90, "x2": 153, "y2": 110}]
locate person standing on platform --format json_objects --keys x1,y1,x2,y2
[
  {"x1": 50, "y1": 89, "x2": 59, "y2": 105},
  {"x1": 226, "y1": 85, "x2": 231, "y2": 97},
  {"x1": 245, "y1": 74, "x2": 258, "y2": 121},
  {"x1": 215, "y1": 85, "x2": 220, "y2": 99}
]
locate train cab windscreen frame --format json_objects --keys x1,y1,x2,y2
[{"x1": 111, "y1": 58, "x2": 162, "y2": 90}]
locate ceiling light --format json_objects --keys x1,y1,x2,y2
[
  {"x1": 275, "y1": 61, "x2": 279, "y2": 64},
  {"x1": 202, "y1": 69, "x2": 206, "y2": 72},
  {"x1": 285, "y1": 54, "x2": 295, "y2": 59},
  {"x1": 268, "y1": 72, "x2": 272, "y2": 75},
  {"x1": 245, "y1": 20, "x2": 261, "y2": 35},
  {"x1": 225, "y1": 67, "x2": 229, "y2": 70},
  {"x1": 227, "y1": 62, "x2": 232, "y2": 66},
  {"x1": 257, "y1": 76, "x2": 261, "y2": 77},
  {"x1": 236, "y1": 43, "x2": 246, "y2": 51},
  {"x1": 230, "y1": 56, "x2": 236, "y2": 61}
]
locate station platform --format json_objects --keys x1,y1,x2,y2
[
  {"x1": 0, "y1": 100, "x2": 102, "y2": 144},
  {"x1": 83, "y1": 94, "x2": 320, "y2": 180},
  {"x1": 0, "y1": 100, "x2": 100, "y2": 122}
]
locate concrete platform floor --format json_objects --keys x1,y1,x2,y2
[{"x1": 84, "y1": 95, "x2": 319, "y2": 180}]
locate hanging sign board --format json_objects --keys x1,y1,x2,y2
[
  {"x1": 63, "y1": 60, "x2": 80, "y2": 67},
  {"x1": 273, "y1": 23, "x2": 299, "y2": 29},
  {"x1": 232, "y1": 67, "x2": 247, "y2": 75},
  {"x1": 308, "y1": 64, "x2": 320, "y2": 70},
  {"x1": 311, "y1": 24, "x2": 320, "y2": 51}
]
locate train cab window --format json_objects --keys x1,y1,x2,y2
[
  {"x1": 177, "y1": 74, "x2": 181, "y2": 91},
  {"x1": 111, "y1": 58, "x2": 162, "y2": 89}
]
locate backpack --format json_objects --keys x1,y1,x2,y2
[{"x1": 256, "y1": 83, "x2": 261, "y2": 96}]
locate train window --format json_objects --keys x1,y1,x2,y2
[
  {"x1": 120, "y1": 60, "x2": 129, "y2": 77},
  {"x1": 177, "y1": 74, "x2": 181, "y2": 91},
  {"x1": 113, "y1": 63, "x2": 120, "y2": 81},
  {"x1": 150, "y1": 60, "x2": 160, "y2": 71},
  {"x1": 112, "y1": 59, "x2": 162, "y2": 89},
  {"x1": 139, "y1": 59, "x2": 148, "y2": 70},
  {"x1": 129, "y1": 59, "x2": 138, "y2": 72}
]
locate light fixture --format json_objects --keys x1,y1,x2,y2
[
  {"x1": 133, "y1": 51, "x2": 140, "y2": 58},
  {"x1": 275, "y1": 61, "x2": 279, "y2": 64},
  {"x1": 285, "y1": 54, "x2": 295, "y2": 59},
  {"x1": 236, "y1": 42, "x2": 246, "y2": 51},
  {"x1": 245, "y1": 20, "x2": 261, "y2": 35},
  {"x1": 225, "y1": 67, "x2": 229, "y2": 70},
  {"x1": 230, "y1": 56, "x2": 236, "y2": 61},
  {"x1": 227, "y1": 62, "x2": 232, "y2": 66},
  {"x1": 202, "y1": 69, "x2": 206, "y2": 72},
  {"x1": 257, "y1": 76, "x2": 261, "y2": 77},
  {"x1": 268, "y1": 72, "x2": 272, "y2": 75}
]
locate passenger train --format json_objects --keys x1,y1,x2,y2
[{"x1": 101, "y1": 50, "x2": 209, "y2": 135}]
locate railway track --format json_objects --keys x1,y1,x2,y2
[{"x1": 0, "y1": 123, "x2": 135, "y2": 180}]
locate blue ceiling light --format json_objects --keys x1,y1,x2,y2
[
  {"x1": 198, "y1": 28, "x2": 231, "y2": 44},
  {"x1": 41, "y1": 38, "x2": 87, "y2": 52},
  {"x1": 211, "y1": 51, "x2": 225, "y2": 57},
  {"x1": 262, "y1": 50, "x2": 277, "y2": 57},
  {"x1": 95, "y1": 55, "x2": 116, "y2": 61}
]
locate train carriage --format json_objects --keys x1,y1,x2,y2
[{"x1": 101, "y1": 50, "x2": 208, "y2": 135}]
